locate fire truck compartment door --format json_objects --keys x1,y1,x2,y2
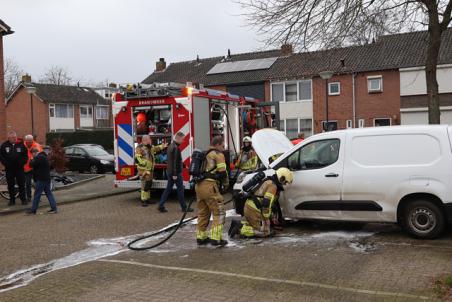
[{"x1": 193, "y1": 97, "x2": 211, "y2": 150}]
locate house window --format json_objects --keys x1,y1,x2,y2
[
  {"x1": 271, "y1": 83, "x2": 284, "y2": 102},
  {"x1": 299, "y1": 119, "x2": 312, "y2": 138},
  {"x1": 328, "y1": 82, "x2": 340, "y2": 95},
  {"x1": 322, "y1": 121, "x2": 338, "y2": 131},
  {"x1": 346, "y1": 120, "x2": 353, "y2": 129},
  {"x1": 96, "y1": 106, "x2": 109, "y2": 120},
  {"x1": 285, "y1": 119, "x2": 299, "y2": 139},
  {"x1": 49, "y1": 104, "x2": 55, "y2": 118},
  {"x1": 358, "y1": 119, "x2": 365, "y2": 128},
  {"x1": 298, "y1": 80, "x2": 312, "y2": 101},
  {"x1": 51, "y1": 104, "x2": 74, "y2": 118},
  {"x1": 279, "y1": 119, "x2": 285, "y2": 132},
  {"x1": 105, "y1": 92, "x2": 111, "y2": 98},
  {"x1": 368, "y1": 76, "x2": 383, "y2": 93},
  {"x1": 285, "y1": 83, "x2": 297, "y2": 102},
  {"x1": 271, "y1": 80, "x2": 313, "y2": 102},
  {"x1": 80, "y1": 105, "x2": 93, "y2": 118},
  {"x1": 374, "y1": 118, "x2": 391, "y2": 127}
]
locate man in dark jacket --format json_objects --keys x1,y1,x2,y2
[
  {"x1": 28, "y1": 148, "x2": 57, "y2": 214},
  {"x1": 158, "y1": 132, "x2": 192, "y2": 213},
  {"x1": 0, "y1": 131, "x2": 28, "y2": 206}
]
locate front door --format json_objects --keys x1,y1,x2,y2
[{"x1": 276, "y1": 134, "x2": 345, "y2": 220}]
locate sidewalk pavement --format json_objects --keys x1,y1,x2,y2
[{"x1": 0, "y1": 174, "x2": 136, "y2": 215}]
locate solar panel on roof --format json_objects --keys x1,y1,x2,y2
[{"x1": 207, "y1": 57, "x2": 278, "y2": 75}]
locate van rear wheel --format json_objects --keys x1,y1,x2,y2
[{"x1": 402, "y1": 200, "x2": 445, "y2": 239}]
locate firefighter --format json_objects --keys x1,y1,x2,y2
[
  {"x1": 229, "y1": 167, "x2": 293, "y2": 238},
  {"x1": 234, "y1": 136, "x2": 258, "y2": 172},
  {"x1": 135, "y1": 135, "x2": 167, "y2": 207},
  {"x1": 196, "y1": 136, "x2": 229, "y2": 246}
]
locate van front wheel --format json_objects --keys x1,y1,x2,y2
[{"x1": 402, "y1": 200, "x2": 445, "y2": 239}]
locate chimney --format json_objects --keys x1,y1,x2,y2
[
  {"x1": 155, "y1": 58, "x2": 166, "y2": 72},
  {"x1": 281, "y1": 44, "x2": 293, "y2": 56},
  {"x1": 108, "y1": 82, "x2": 118, "y2": 88},
  {"x1": 21, "y1": 74, "x2": 32, "y2": 83}
]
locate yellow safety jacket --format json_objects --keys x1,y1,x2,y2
[
  {"x1": 236, "y1": 148, "x2": 258, "y2": 171},
  {"x1": 135, "y1": 143, "x2": 165, "y2": 176},
  {"x1": 204, "y1": 148, "x2": 229, "y2": 188},
  {"x1": 247, "y1": 179, "x2": 277, "y2": 219}
]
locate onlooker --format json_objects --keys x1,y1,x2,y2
[
  {"x1": 24, "y1": 134, "x2": 42, "y2": 203},
  {"x1": 28, "y1": 148, "x2": 57, "y2": 214},
  {"x1": 158, "y1": 132, "x2": 193, "y2": 213},
  {"x1": 0, "y1": 131, "x2": 28, "y2": 206}
]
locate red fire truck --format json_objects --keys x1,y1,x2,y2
[{"x1": 112, "y1": 82, "x2": 276, "y2": 189}]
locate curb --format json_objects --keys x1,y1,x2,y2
[
  {"x1": 0, "y1": 188, "x2": 137, "y2": 216},
  {"x1": 53, "y1": 174, "x2": 105, "y2": 191}
]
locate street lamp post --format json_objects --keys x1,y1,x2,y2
[
  {"x1": 319, "y1": 71, "x2": 334, "y2": 131},
  {"x1": 25, "y1": 85, "x2": 37, "y2": 136}
]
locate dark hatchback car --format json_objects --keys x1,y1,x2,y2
[{"x1": 64, "y1": 144, "x2": 115, "y2": 174}]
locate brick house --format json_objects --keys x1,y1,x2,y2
[
  {"x1": 143, "y1": 29, "x2": 452, "y2": 138},
  {"x1": 0, "y1": 19, "x2": 13, "y2": 142},
  {"x1": 6, "y1": 77, "x2": 112, "y2": 145}
]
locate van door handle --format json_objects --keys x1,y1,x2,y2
[{"x1": 325, "y1": 173, "x2": 339, "y2": 178}]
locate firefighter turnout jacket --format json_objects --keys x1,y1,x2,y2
[
  {"x1": 235, "y1": 148, "x2": 258, "y2": 171},
  {"x1": 135, "y1": 143, "x2": 166, "y2": 177},
  {"x1": 241, "y1": 179, "x2": 278, "y2": 237}
]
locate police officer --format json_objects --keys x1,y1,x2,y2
[
  {"x1": 229, "y1": 167, "x2": 293, "y2": 238},
  {"x1": 234, "y1": 136, "x2": 258, "y2": 172},
  {"x1": 0, "y1": 131, "x2": 28, "y2": 206},
  {"x1": 135, "y1": 135, "x2": 167, "y2": 207},
  {"x1": 196, "y1": 136, "x2": 229, "y2": 246}
]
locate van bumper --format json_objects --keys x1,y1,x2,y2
[{"x1": 445, "y1": 203, "x2": 452, "y2": 223}]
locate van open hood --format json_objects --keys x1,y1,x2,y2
[{"x1": 252, "y1": 129, "x2": 293, "y2": 167}]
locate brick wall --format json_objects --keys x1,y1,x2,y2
[
  {"x1": 313, "y1": 70, "x2": 400, "y2": 133},
  {"x1": 0, "y1": 36, "x2": 6, "y2": 142},
  {"x1": 5, "y1": 87, "x2": 49, "y2": 145}
]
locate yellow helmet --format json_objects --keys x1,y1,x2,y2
[
  {"x1": 243, "y1": 136, "x2": 252, "y2": 143},
  {"x1": 276, "y1": 167, "x2": 293, "y2": 185}
]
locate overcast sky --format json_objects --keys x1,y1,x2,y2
[{"x1": 1, "y1": 0, "x2": 263, "y2": 85}]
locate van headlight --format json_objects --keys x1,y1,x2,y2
[{"x1": 236, "y1": 172, "x2": 246, "y2": 184}]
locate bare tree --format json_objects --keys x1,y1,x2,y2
[
  {"x1": 236, "y1": 0, "x2": 452, "y2": 124},
  {"x1": 4, "y1": 58, "x2": 23, "y2": 99},
  {"x1": 40, "y1": 65, "x2": 73, "y2": 86}
]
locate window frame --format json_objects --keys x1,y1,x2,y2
[
  {"x1": 346, "y1": 120, "x2": 353, "y2": 129},
  {"x1": 321, "y1": 120, "x2": 338, "y2": 131},
  {"x1": 358, "y1": 119, "x2": 365, "y2": 128},
  {"x1": 80, "y1": 105, "x2": 93, "y2": 119},
  {"x1": 373, "y1": 117, "x2": 391, "y2": 127},
  {"x1": 50, "y1": 103, "x2": 74, "y2": 118},
  {"x1": 328, "y1": 82, "x2": 341, "y2": 96},
  {"x1": 280, "y1": 118, "x2": 313, "y2": 138},
  {"x1": 271, "y1": 79, "x2": 313, "y2": 102},
  {"x1": 367, "y1": 75, "x2": 383, "y2": 93},
  {"x1": 96, "y1": 105, "x2": 110, "y2": 120},
  {"x1": 276, "y1": 138, "x2": 341, "y2": 171}
]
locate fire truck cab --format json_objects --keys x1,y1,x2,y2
[{"x1": 112, "y1": 82, "x2": 277, "y2": 190}]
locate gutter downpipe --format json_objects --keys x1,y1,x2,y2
[{"x1": 352, "y1": 73, "x2": 356, "y2": 128}]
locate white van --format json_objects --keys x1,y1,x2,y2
[{"x1": 233, "y1": 126, "x2": 452, "y2": 239}]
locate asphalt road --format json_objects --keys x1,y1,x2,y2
[{"x1": 0, "y1": 191, "x2": 451, "y2": 301}]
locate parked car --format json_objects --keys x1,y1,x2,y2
[
  {"x1": 64, "y1": 144, "x2": 114, "y2": 174},
  {"x1": 234, "y1": 126, "x2": 452, "y2": 239}
]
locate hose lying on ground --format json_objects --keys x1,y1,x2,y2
[{"x1": 127, "y1": 197, "x2": 234, "y2": 251}]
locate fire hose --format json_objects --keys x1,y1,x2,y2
[{"x1": 127, "y1": 196, "x2": 234, "y2": 251}]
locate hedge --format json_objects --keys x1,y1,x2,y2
[{"x1": 46, "y1": 130, "x2": 114, "y2": 150}]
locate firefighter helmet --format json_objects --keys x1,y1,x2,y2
[
  {"x1": 136, "y1": 112, "x2": 147, "y2": 123},
  {"x1": 243, "y1": 136, "x2": 252, "y2": 143},
  {"x1": 276, "y1": 167, "x2": 293, "y2": 185}
]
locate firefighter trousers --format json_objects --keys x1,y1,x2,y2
[
  {"x1": 240, "y1": 199, "x2": 270, "y2": 238},
  {"x1": 140, "y1": 172, "x2": 153, "y2": 202},
  {"x1": 195, "y1": 180, "x2": 225, "y2": 241}
]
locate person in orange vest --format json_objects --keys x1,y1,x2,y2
[
  {"x1": 24, "y1": 135, "x2": 42, "y2": 203},
  {"x1": 291, "y1": 133, "x2": 305, "y2": 145}
]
